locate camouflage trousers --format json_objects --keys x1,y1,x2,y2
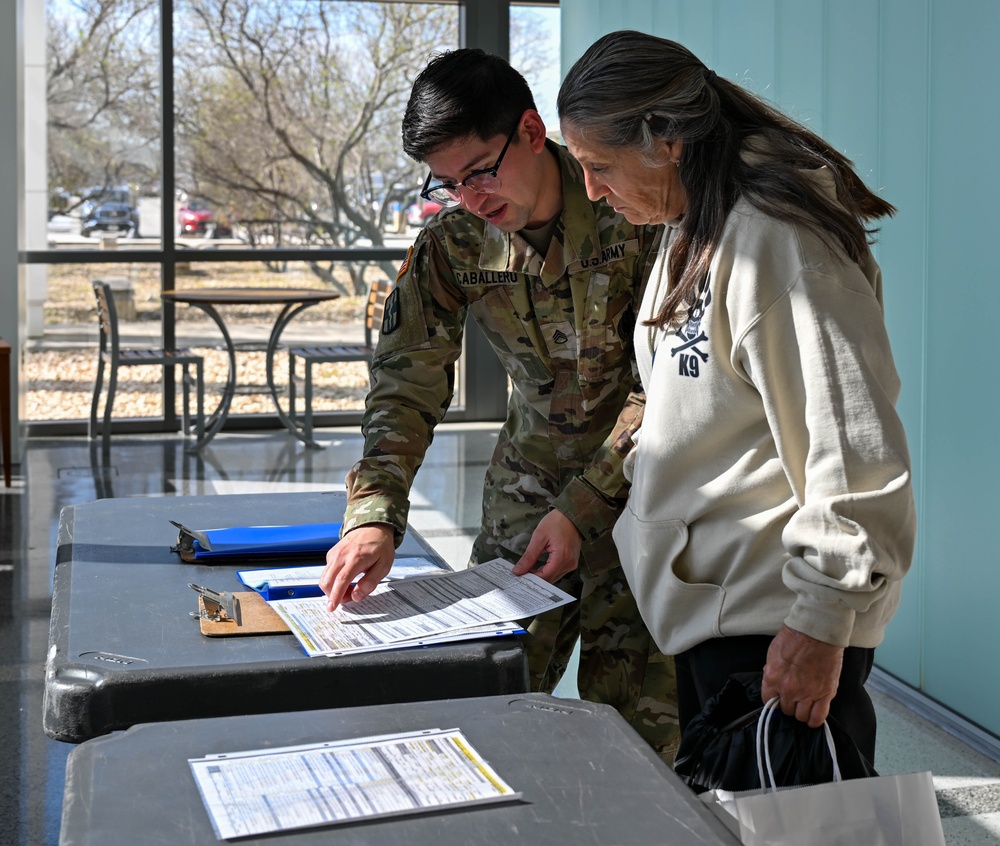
[{"x1": 470, "y1": 444, "x2": 680, "y2": 763}]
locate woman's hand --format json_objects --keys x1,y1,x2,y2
[{"x1": 761, "y1": 625, "x2": 844, "y2": 727}]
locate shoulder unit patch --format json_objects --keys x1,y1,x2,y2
[{"x1": 381, "y1": 287, "x2": 401, "y2": 335}]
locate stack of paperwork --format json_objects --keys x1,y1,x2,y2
[
  {"x1": 236, "y1": 556, "x2": 443, "y2": 600},
  {"x1": 266, "y1": 558, "x2": 574, "y2": 657}
]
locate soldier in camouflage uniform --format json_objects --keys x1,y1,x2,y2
[{"x1": 320, "y1": 49, "x2": 679, "y2": 761}]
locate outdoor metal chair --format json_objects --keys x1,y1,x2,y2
[
  {"x1": 89, "y1": 280, "x2": 206, "y2": 451},
  {"x1": 287, "y1": 277, "x2": 393, "y2": 448}
]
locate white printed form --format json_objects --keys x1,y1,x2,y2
[
  {"x1": 268, "y1": 558, "x2": 574, "y2": 657},
  {"x1": 189, "y1": 727, "x2": 521, "y2": 840},
  {"x1": 237, "y1": 557, "x2": 443, "y2": 591}
]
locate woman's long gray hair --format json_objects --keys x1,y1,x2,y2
[{"x1": 558, "y1": 31, "x2": 895, "y2": 328}]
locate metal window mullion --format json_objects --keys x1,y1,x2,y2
[
  {"x1": 456, "y1": 0, "x2": 511, "y2": 421},
  {"x1": 162, "y1": 0, "x2": 179, "y2": 430}
]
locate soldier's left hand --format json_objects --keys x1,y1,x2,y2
[{"x1": 511, "y1": 509, "x2": 582, "y2": 583}]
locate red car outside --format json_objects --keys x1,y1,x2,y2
[{"x1": 178, "y1": 200, "x2": 213, "y2": 235}]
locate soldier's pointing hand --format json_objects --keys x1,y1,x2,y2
[{"x1": 321, "y1": 524, "x2": 396, "y2": 611}]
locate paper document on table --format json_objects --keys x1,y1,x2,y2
[
  {"x1": 237, "y1": 557, "x2": 444, "y2": 600},
  {"x1": 320, "y1": 621, "x2": 526, "y2": 656},
  {"x1": 189, "y1": 727, "x2": 521, "y2": 840},
  {"x1": 267, "y1": 557, "x2": 573, "y2": 657}
]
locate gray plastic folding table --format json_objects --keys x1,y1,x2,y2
[
  {"x1": 43, "y1": 491, "x2": 529, "y2": 743},
  {"x1": 58, "y1": 693, "x2": 741, "y2": 846}
]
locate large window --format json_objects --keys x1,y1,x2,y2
[{"x1": 25, "y1": 0, "x2": 559, "y2": 436}]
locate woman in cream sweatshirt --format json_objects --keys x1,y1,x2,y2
[{"x1": 556, "y1": 31, "x2": 915, "y2": 765}]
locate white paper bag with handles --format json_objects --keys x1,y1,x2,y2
[{"x1": 703, "y1": 698, "x2": 946, "y2": 846}]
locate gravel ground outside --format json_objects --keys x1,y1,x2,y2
[{"x1": 26, "y1": 261, "x2": 379, "y2": 421}]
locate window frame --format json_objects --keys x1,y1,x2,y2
[{"x1": 22, "y1": 0, "x2": 557, "y2": 437}]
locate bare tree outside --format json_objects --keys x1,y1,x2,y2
[
  {"x1": 46, "y1": 0, "x2": 554, "y2": 269},
  {"x1": 47, "y1": 0, "x2": 161, "y2": 215},
  {"x1": 511, "y1": 5, "x2": 559, "y2": 129},
  {"x1": 175, "y1": 0, "x2": 456, "y2": 290}
]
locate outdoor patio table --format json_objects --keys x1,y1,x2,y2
[
  {"x1": 42, "y1": 490, "x2": 530, "y2": 743},
  {"x1": 162, "y1": 287, "x2": 339, "y2": 447}
]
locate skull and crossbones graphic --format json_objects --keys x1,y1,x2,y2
[{"x1": 670, "y1": 286, "x2": 711, "y2": 362}]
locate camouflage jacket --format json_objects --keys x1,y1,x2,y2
[{"x1": 344, "y1": 142, "x2": 661, "y2": 544}]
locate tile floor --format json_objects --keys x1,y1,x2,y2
[{"x1": 2, "y1": 422, "x2": 1000, "y2": 844}]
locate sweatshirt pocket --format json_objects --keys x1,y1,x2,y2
[{"x1": 613, "y1": 506, "x2": 725, "y2": 656}]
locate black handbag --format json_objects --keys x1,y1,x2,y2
[{"x1": 673, "y1": 672, "x2": 878, "y2": 794}]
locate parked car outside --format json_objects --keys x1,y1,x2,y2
[
  {"x1": 178, "y1": 199, "x2": 213, "y2": 235},
  {"x1": 81, "y1": 201, "x2": 139, "y2": 238},
  {"x1": 178, "y1": 199, "x2": 234, "y2": 238},
  {"x1": 80, "y1": 185, "x2": 134, "y2": 219},
  {"x1": 405, "y1": 199, "x2": 443, "y2": 227}
]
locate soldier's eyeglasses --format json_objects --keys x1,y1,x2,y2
[{"x1": 419, "y1": 123, "x2": 519, "y2": 207}]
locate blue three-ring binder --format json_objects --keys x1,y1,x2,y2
[{"x1": 171, "y1": 521, "x2": 343, "y2": 562}]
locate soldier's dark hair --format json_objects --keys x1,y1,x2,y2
[{"x1": 402, "y1": 48, "x2": 537, "y2": 162}]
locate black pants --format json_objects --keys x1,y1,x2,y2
[{"x1": 674, "y1": 635, "x2": 877, "y2": 764}]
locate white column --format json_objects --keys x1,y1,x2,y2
[
  {"x1": 0, "y1": 0, "x2": 22, "y2": 463},
  {"x1": 24, "y1": 0, "x2": 47, "y2": 338}
]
